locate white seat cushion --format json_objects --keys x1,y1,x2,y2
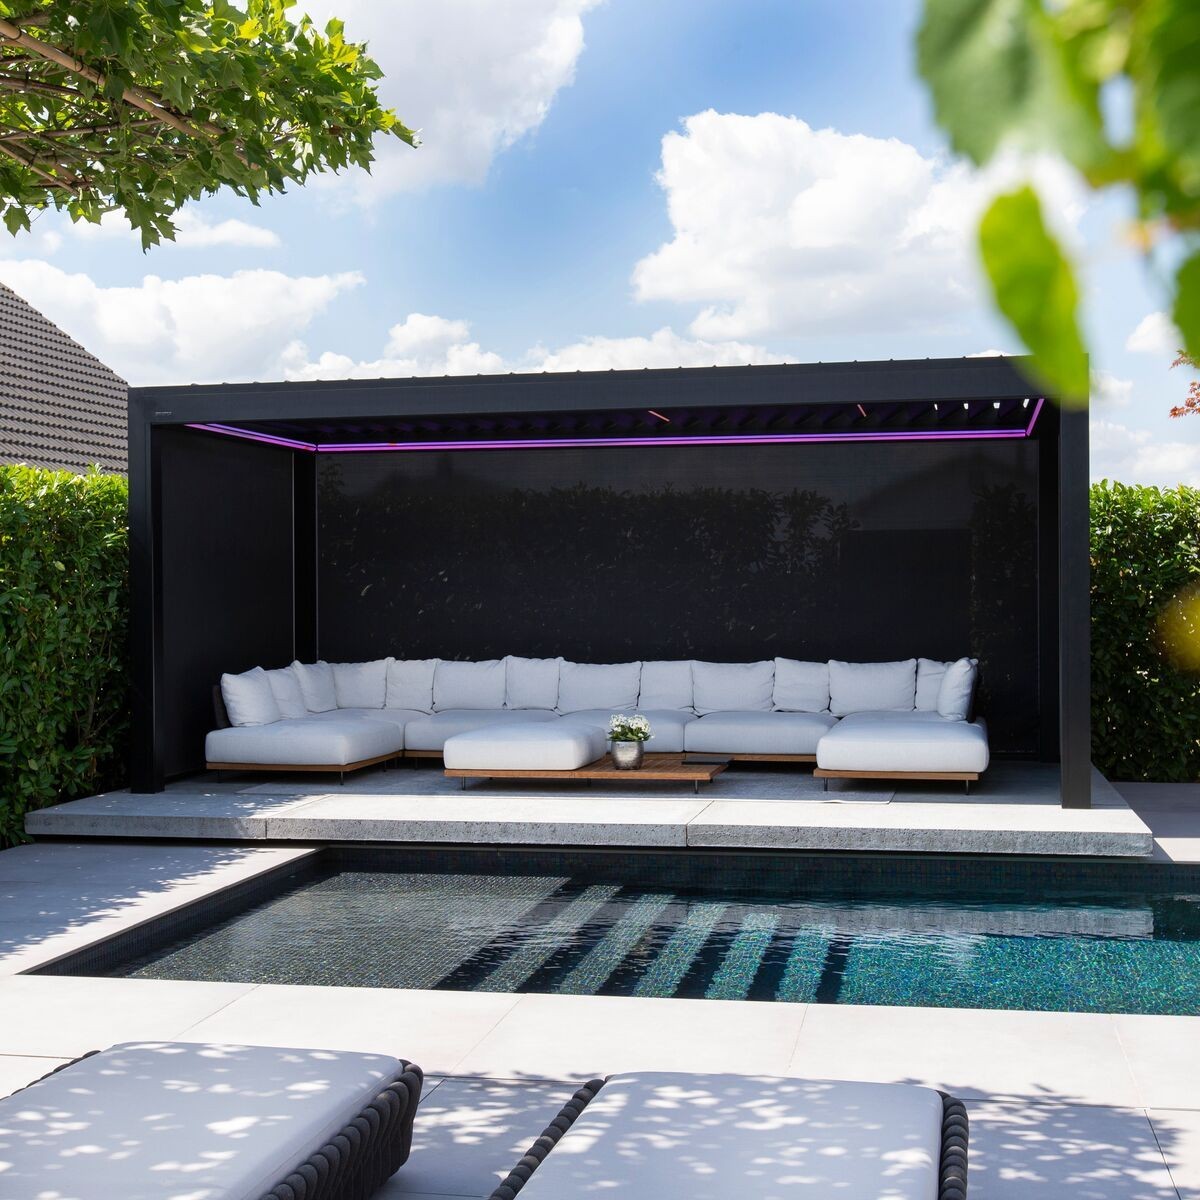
[
  {"x1": 517, "y1": 1073, "x2": 945, "y2": 1199},
  {"x1": 685, "y1": 710, "x2": 835, "y2": 755},
  {"x1": 444, "y1": 723, "x2": 607, "y2": 770},
  {"x1": 0, "y1": 1041, "x2": 404, "y2": 1200},
  {"x1": 403, "y1": 708, "x2": 558, "y2": 752},
  {"x1": 557, "y1": 661, "x2": 642, "y2": 713},
  {"x1": 559, "y1": 708, "x2": 697, "y2": 752},
  {"x1": 817, "y1": 710, "x2": 990, "y2": 773},
  {"x1": 691, "y1": 661, "x2": 774, "y2": 715},
  {"x1": 206, "y1": 715, "x2": 402, "y2": 766},
  {"x1": 828, "y1": 659, "x2": 917, "y2": 715}
]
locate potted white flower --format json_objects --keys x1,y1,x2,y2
[{"x1": 608, "y1": 713, "x2": 652, "y2": 770}]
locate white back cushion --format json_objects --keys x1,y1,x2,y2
[
  {"x1": 773, "y1": 659, "x2": 829, "y2": 712},
  {"x1": 916, "y1": 658, "x2": 952, "y2": 710},
  {"x1": 828, "y1": 659, "x2": 917, "y2": 716},
  {"x1": 263, "y1": 666, "x2": 306, "y2": 719},
  {"x1": 434, "y1": 659, "x2": 506, "y2": 710},
  {"x1": 505, "y1": 656, "x2": 561, "y2": 709},
  {"x1": 638, "y1": 660, "x2": 693, "y2": 710},
  {"x1": 221, "y1": 667, "x2": 282, "y2": 727},
  {"x1": 557, "y1": 661, "x2": 642, "y2": 713},
  {"x1": 937, "y1": 656, "x2": 979, "y2": 720},
  {"x1": 386, "y1": 658, "x2": 438, "y2": 712},
  {"x1": 330, "y1": 659, "x2": 389, "y2": 709},
  {"x1": 291, "y1": 660, "x2": 338, "y2": 712},
  {"x1": 692, "y1": 661, "x2": 774, "y2": 715}
]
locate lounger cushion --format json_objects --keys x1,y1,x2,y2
[
  {"x1": 444, "y1": 723, "x2": 607, "y2": 770},
  {"x1": 685, "y1": 710, "x2": 835, "y2": 755},
  {"x1": 505, "y1": 655, "x2": 561, "y2": 710},
  {"x1": 515, "y1": 1072, "x2": 945, "y2": 1199},
  {"x1": 331, "y1": 658, "x2": 389, "y2": 709},
  {"x1": 557, "y1": 661, "x2": 642, "y2": 713},
  {"x1": 221, "y1": 666, "x2": 282, "y2": 727},
  {"x1": 915, "y1": 658, "x2": 952, "y2": 711},
  {"x1": 0, "y1": 1041, "x2": 407, "y2": 1200},
  {"x1": 638, "y1": 660, "x2": 694, "y2": 711},
  {"x1": 264, "y1": 665, "x2": 307, "y2": 719},
  {"x1": 817, "y1": 710, "x2": 990, "y2": 773},
  {"x1": 772, "y1": 658, "x2": 830, "y2": 712},
  {"x1": 403, "y1": 708, "x2": 558, "y2": 752},
  {"x1": 692, "y1": 661, "x2": 774, "y2": 715},
  {"x1": 559, "y1": 708, "x2": 697, "y2": 752},
  {"x1": 206, "y1": 715, "x2": 402, "y2": 765},
  {"x1": 828, "y1": 659, "x2": 917, "y2": 716},
  {"x1": 387, "y1": 657, "x2": 439, "y2": 712},
  {"x1": 291, "y1": 659, "x2": 338, "y2": 712},
  {"x1": 434, "y1": 659, "x2": 507, "y2": 710}
]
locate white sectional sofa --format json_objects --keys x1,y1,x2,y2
[{"x1": 207, "y1": 654, "x2": 988, "y2": 786}]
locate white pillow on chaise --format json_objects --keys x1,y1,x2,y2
[
  {"x1": 557, "y1": 661, "x2": 642, "y2": 713},
  {"x1": 263, "y1": 666, "x2": 306, "y2": 719},
  {"x1": 386, "y1": 658, "x2": 438, "y2": 712},
  {"x1": 434, "y1": 660, "x2": 507, "y2": 710},
  {"x1": 291, "y1": 660, "x2": 338, "y2": 712},
  {"x1": 330, "y1": 659, "x2": 389, "y2": 709},
  {"x1": 773, "y1": 659, "x2": 829, "y2": 712},
  {"x1": 221, "y1": 667, "x2": 282, "y2": 727},
  {"x1": 915, "y1": 658, "x2": 952, "y2": 711},
  {"x1": 638, "y1": 660, "x2": 693, "y2": 710},
  {"x1": 828, "y1": 659, "x2": 917, "y2": 716},
  {"x1": 691, "y1": 661, "x2": 774, "y2": 715},
  {"x1": 505, "y1": 656, "x2": 561, "y2": 710},
  {"x1": 937, "y1": 657, "x2": 979, "y2": 720}
]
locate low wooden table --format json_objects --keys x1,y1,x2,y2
[{"x1": 445, "y1": 752, "x2": 729, "y2": 794}]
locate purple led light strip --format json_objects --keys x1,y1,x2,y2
[{"x1": 188, "y1": 398, "x2": 1045, "y2": 454}]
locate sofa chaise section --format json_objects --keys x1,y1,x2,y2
[
  {"x1": 205, "y1": 716, "x2": 403, "y2": 777},
  {"x1": 0, "y1": 1041, "x2": 423, "y2": 1200},
  {"x1": 489, "y1": 1073, "x2": 968, "y2": 1200}
]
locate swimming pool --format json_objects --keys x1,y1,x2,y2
[{"x1": 44, "y1": 848, "x2": 1200, "y2": 1015}]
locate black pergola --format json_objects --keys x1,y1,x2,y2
[{"x1": 127, "y1": 355, "x2": 1091, "y2": 805}]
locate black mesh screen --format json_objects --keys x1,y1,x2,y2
[{"x1": 316, "y1": 441, "x2": 1039, "y2": 752}]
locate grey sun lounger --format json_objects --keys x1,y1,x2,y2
[
  {"x1": 0, "y1": 1041, "x2": 422, "y2": 1200},
  {"x1": 489, "y1": 1073, "x2": 968, "y2": 1199}
]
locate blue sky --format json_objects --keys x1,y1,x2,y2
[{"x1": 0, "y1": 0, "x2": 1196, "y2": 484}]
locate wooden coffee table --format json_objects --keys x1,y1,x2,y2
[{"x1": 445, "y1": 752, "x2": 729, "y2": 794}]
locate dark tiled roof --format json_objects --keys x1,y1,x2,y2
[{"x1": 0, "y1": 282, "x2": 128, "y2": 473}]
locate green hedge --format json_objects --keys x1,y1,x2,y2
[
  {"x1": 1091, "y1": 480, "x2": 1200, "y2": 781},
  {"x1": 0, "y1": 466, "x2": 128, "y2": 846}
]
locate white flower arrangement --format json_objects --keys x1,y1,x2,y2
[{"x1": 609, "y1": 713, "x2": 652, "y2": 742}]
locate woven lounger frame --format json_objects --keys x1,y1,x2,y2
[
  {"x1": 13, "y1": 1052, "x2": 424, "y2": 1200},
  {"x1": 487, "y1": 1081, "x2": 969, "y2": 1200}
]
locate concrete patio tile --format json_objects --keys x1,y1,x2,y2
[
  {"x1": 1115, "y1": 1014, "x2": 1200, "y2": 1110},
  {"x1": 382, "y1": 1078, "x2": 575, "y2": 1197},
  {"x1": 0, "y1": 1054, "x2": 70, "y2": 1098},
  {"x1": 266, "y1": 792, "x2": 709, "y2": 846},
  {"x1": 454, "y1": 993, "x2": 807, "y2": 1079},
  {"x1": 1149, "y1": 1109, "x2": 1200, "y2": 1199},
  {"x1": 967, "y1": 1099, "x2": 1178, "y2": 1199},
  {"x1": 0, "y1": 976, "x2": 255, "y2": 1058},
  {"x1": 787, "y1": 1005, "x2": 1142, "y2": 1106},
  {"x1": 179, "y1": 984, "x2": 522, "y2": 1076}
]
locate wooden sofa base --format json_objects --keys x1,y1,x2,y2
[
  {"x1": 814, "y1": 767, "x2": 980, "y2": 793},
  {"x1": 207, "y1": 751, "x2": 400, "y2": 782}
]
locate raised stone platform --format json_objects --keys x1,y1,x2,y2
[{"x1": 27, "y1": 763, "x2": 1154, "y2": 857}]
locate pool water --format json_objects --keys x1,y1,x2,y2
[{"x1": 53, "y1": 849, "x2": 1200, "y2": 1015}]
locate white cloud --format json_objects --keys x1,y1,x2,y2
[
  {"x1": 0, "y1": 260, "x2": 361, "y2": 384},
  {"x1": 1090, "y1": 417, "x2": 1200, "y2": 487},
  {"x1": 281, "y1": 316, "x2": 772, "y2": 379},
  {"x1": 298, "y1": 0, "x2": 600, "y2": 201},
  {"x1": 1091, "y1": 370, "x2": 1133, "y2": 409},
  {"x1": 1126, "y1": 310, "x2": 1181, "y2": 356},
  {"x1": 631, "y1": 110, "x2": 1085, "y2": 342},
  {"x1": 62, "y1": 209, "x2": 280, "y2": 249}
]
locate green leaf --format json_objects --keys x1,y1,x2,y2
[
  {"x1": 978, "y1": 185, "x2": 1090, "y2": 405},
  {"x1": 1174, "y1": 251, "x2": 1200, "y2": 361},
  {"x1": 917, "y1": 0, "x2": 1109, "y2": 171},
  {"x1": 1138, "y1": 0, "x2": 1200, "y2": 187}
]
